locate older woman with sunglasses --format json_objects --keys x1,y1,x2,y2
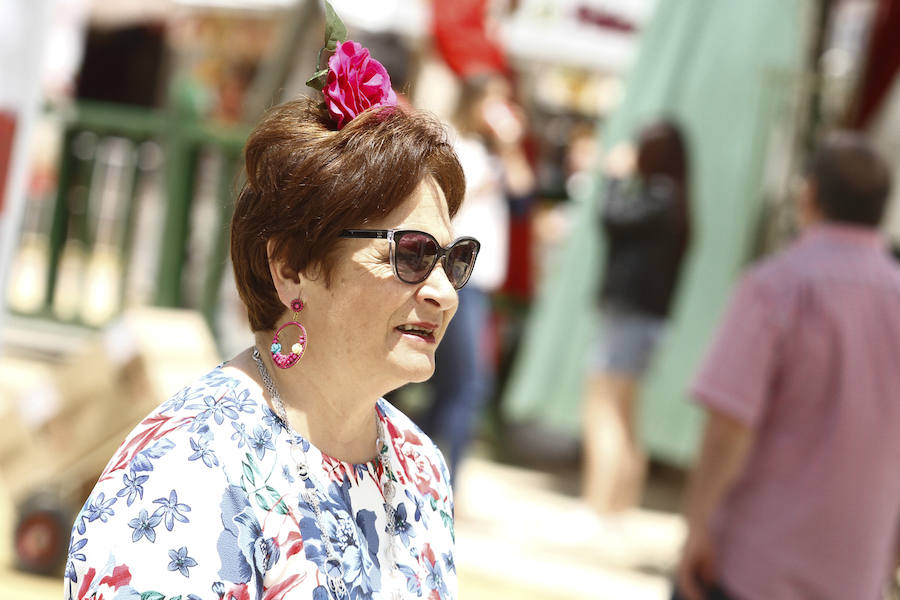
[{"x1": 65, "y1": 35, "x2": 476, "y2": 600}]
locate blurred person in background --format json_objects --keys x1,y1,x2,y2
[
  {"x1": 65, "y1": 36, "x2": 478, "y2": 599},
  {"x1": 675, "y1": 131, "x2": 900, "y2": 600},
  {"x1": 419, "y1": 74, "x2": 534, "y2": 484},
  {"x1": 583, "y1": 120, "x2": 691, "y2": 513}
]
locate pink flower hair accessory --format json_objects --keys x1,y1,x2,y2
[
  {"x1": 305, "y1": 1, "x2": 397, "y2": 130},
  {"x1": 323, "y1": 40, "x2": 397, "y2": 130}
]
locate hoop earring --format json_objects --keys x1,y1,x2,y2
[{"x1": 270, "y1": 298, "x2": 307, "y2": 369}]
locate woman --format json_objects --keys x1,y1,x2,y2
[
  {"x1": 65, "y1": 39, "x2": 478, "y2": 600},
  {"x1": 582, "y1": 120, "x2": 691, "y2": 513}
]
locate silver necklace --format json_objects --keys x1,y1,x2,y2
[{"x1": 251, "y1": 348, "x2": 404, "y2": 599}]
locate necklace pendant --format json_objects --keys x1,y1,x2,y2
[
  {"x1": 383, "y1": 480, "x2": 396, "y2": 501},
  {"x1": 296, "y1": 462, "x2": 309, "y2": 479},
  {"x1": 384, "y1": 503, "x2": 397, "y2": 535}
]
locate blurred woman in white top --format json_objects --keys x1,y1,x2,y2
[{"x1": 419, "y1": 74, "x2": 535, "y2": 483}]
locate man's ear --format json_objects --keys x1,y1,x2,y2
[{"x1": 267, "y1": 239, "x2": 300, "y2": 307}]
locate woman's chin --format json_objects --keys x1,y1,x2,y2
[{"x1": 393, "y1": 355, "x2": 436, "y2": 384}]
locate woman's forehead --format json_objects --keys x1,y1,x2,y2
[{"x1": 376, "y1": 179, "x2": 452, "y2": 237}]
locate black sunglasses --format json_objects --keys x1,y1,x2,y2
[{"x1": 340, "y1": 229, "x2": 481, "y2": 290}]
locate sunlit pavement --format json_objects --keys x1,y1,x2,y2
[
  {"x1": 0, "y1": 457, "x2": 684, "y2": 599},
  {"x1": 454, "y1": 457, "x2": 685, "y2": 600}
]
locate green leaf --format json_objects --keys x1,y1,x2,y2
[
  {"x1": 245, "y1": 452, "x2": 261, "y2": 471},
  {"x1": 266, "y1": 485, "x2": 283, "y2": 503},
  {"x1": 323, "y1": 0, "x2": 347, "y2": 49},
  {"x1": 171, "y1": 596, "x2": 182, "y2": 600},
  {"x1": 274, "y1": 499, "x2": 289, "y2": 515},
  {"x1": 141, "y1": 593, "x2": 165, "y2": 600},
  {"x1": 244, "y1": 452, "x2": 263, "y2": 475},
  {"x1": 305, "y1": 68, "x2": 329, "y2": 92},
  {"x1": 242, "y1": 462, "x2": 255, "y2": 486},
  {"x1": 440, "y1": 510, "x2": 455, "y2": 542},
  {"x1": 255, "y1": 492, "x2": 271, "y2": 511}
]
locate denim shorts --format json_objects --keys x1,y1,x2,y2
[{"x1": 591, "y1": 305, "x2": 666, "y2": 377}]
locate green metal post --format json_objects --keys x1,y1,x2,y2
[
  {"x1": 43, "y1": 127, "x2": 78, "y2": 309},
  {"x1": 200, "y1": 152, "x2": 239, "y2": 330},
  {"x1": 154, "y1": 79, "x2": 202, "y2": 307}
]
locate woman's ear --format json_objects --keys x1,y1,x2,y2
[{"x1": 266, "y1": 239, "x2": 301, "y2": 307}]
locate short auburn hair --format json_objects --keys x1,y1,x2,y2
[{"x1": 231, "y1": 97, "x2": 465, "y2": 332}]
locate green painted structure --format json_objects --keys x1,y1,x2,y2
[{"x1": 501, "y1": 0, "x2": 812, "y2": 466}]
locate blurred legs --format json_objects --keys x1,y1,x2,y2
[
  {"x1": 422, "y1": 286, "x2": 493, "y2": 485},
  {"x1": 582, "y1": 372, "x2": 647, "y2": 513}
]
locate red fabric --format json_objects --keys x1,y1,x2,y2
[
  {"x1": 431, "y1": 0, "x2": 507, "y2": 77},
  {"x1": 501, "y1": 213, "x2": 533, "y2": 299},
  {"x1": 77, "y1": 567, "x2": 97, "y2": 599},
  {"x1": 849, "y1": 0, "x2": 900, "y2": 128},
  {"x1": 0, "y1": 112, "x2": 16, "y2": 214},
  {"x1": 99, "y1": 564, "x2": 132, "y2": 589}
]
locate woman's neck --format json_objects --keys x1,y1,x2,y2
[{"x1": 230, "y1": 340, "x2": 382, "y2": 464}]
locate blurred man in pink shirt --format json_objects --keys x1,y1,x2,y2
[{"x1": 675, "y1": 131, "x2": 900, "y2": 600}]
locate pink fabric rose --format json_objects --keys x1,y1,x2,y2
[{"x1": 323, "y1": 40, "x2": 398, "y2": 129}]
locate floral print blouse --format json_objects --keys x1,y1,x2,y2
[{"x1": 65, "y1": 366, "x2": 456, "y2": 600}]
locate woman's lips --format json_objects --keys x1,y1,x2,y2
[{"x1": 396, "y1": 322, "x2": 438, "y2": 343}]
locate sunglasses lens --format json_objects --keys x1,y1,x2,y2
[
  {"x1": 446, "y1": 239, "x2": 479, "y2": 289},
  {"x1": 395, "y1": 232, "x2": 439, "y2": 283}
]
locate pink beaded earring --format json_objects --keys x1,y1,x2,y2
[{"x1": 270, "y1": 298, "x2": 307, "y2": 369}]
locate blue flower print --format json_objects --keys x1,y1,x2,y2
[
  {"x1": 405, "y1": 489, "x2": 425, "y2": 522},
  {"x1": 217, "y1": 485, "x2": 276, "y2": 598},
  {"x1": 188, "y1": 436, "x2": 219, "y2": 468},
  {"x1": 167, "y1": 546, "x2": 198, "y2": 577},
  {"x1": 299, "y1": 481, "x2": 382, "y2": 600},
  {"x1": 84, "y1": 492, "x2": 117, "y2": 527},
  {"x1": 425, "y1": 556, "x2": 448, "y2": 599},
  {"x1": 397, "y1": 563, "x2": 422, "y2": 596},
  {"x1": 282, "y1": 464, "x2": 295, "y2": 484},
  {"x1": 249, "y1": 425, "x2": 275, "y2": 460},
  {"x1": 233, "y1": 388, "x2": 257, "y2": 414},
  {"x1": 202, "y1": 369, "x2": 234, "y2": 389},
  {"x1": 343, "y1": 509, "x2": 382, "y2": 600},
  {"x1": 117, "y1": 471, "x2": 149, "y2": 506},
  {"x1": 443, "y1": 551, "x2": 455, "y2": 574},
  {"x1": 164, "y1": 387, "x2": 202, "y2": 412},
  {"x1": 189, "y1": 394, "x2": 239, "y2": 425},
  {"x1": 301, "y1": 507, "x2": 382, "y2": 600},
  {"x1": 128, "y1": 508, "x2": 162, "y2": 542},
  {"x1": 74, "y1": 509, "x2": 88, "y2": 536},
  {"x1": 262, "y1": 406, "x2": 284, "y2": 436},
  {"x1": 231, "y1": 422, "x2": 248, "y2": 448},
  {"x1": 252, "y1": 534, "x2": 280, "y2": 575},
  {"x1": 312, "y1": 586, "x2": 329, "y2": 600},
  {"x1": 64, "y1": 537, "x2": 87, "y2": 582},
  {"x1": 131, "y1": 438, "x2": 176, "y2": 473},
  {"x1": 391, "y1": 502, "x2": 416, "y2": 547},
  {"x1": 212, "y1": 581, "x2": 225, "y2": 596},
  {"x1": 153, "y1": 489, "x2": 191, "y2": 531}
]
